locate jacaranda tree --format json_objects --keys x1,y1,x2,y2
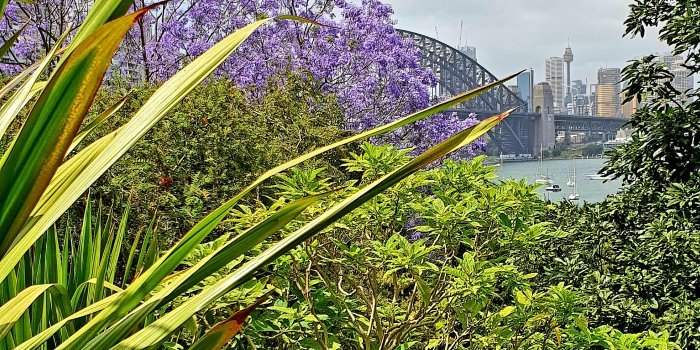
[{"x1": 0, "y1": 0, "x2": 483, "y2": 156}]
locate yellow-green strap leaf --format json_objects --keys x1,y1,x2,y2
[
  {"x1": 0, "y1": 5, "x2": 155, "y2": 255},
  {"x1": 0, "y1": 27, "x2": 68, "y2": 139},
  {"x1": 0, "y1": 284, "x2": 69, "y2": 338},
  {"x1": 13, "y1": 294, "x2": 120, "y2": 350},
  {"x1": 69, "y1": 195, "x2": 321, "y2": 349},
  {"x1": 67, "y1": 92, "x2": 131, "y2": 156},
  {"x1": 64, "y1": 0, "x2": 135, "y2": 55}
]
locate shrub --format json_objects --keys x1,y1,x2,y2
[{"x1": 89, "y1": 74, "x2": 346, "y2": 243}]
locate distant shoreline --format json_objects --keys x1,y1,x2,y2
[{"x1": 485, "y1": 156, "x2": 609, "y2": 165}]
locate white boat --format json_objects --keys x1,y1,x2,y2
[
  {"x1": 585, "y1": 174, "x2": 613, "y2": 180},
  {"x1": 535, "y1": 176, "x2": 553, "y2": 185},
  {"x1": 545, "y1": 184, "x2": 562, "y2": 192},
  {"x1": 566, "y1": 158, "x2": 576, "y2": 187},
  {"x1": 535, "y1": 146, "x2": 552, "y2": 185},
  {"x1": 568, "y1": 162, "x2": 580, "y2": 201}
]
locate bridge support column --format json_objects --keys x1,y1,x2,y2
[{"x1": 534, "y1": 112, "x2": 555, "y2": 154}]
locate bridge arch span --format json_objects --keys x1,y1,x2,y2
[{"x1": 398, "y1": 29, "x2": 526, "y2": 113}]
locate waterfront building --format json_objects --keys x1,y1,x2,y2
[
  {"x1": 596, "y1": 84, "x2": 620, "y2": 117},
  {"x1": 622, "y1": 91, "x2": 638, "y2": 117},
  {"x1": 573, "y1": 95, "x2": 591, "y2": 115}
]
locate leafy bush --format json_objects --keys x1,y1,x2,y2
[
  {"x1": 216, "y1": 144, "x2": 677, "y2": 349},
  {"x1": 90, "y1": 74, "x2": 346, "y2": 242}
]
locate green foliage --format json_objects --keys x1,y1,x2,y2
[
  {"x1": 218, "y1": 144, "x2": 675, "y2": 349},
  {"x1": 531, "y1": 189, "x2": 700, "y2": 349},
  {"x1": 90, "y1": 74, "x2": 345, "y2": 241},
  {"x1": 581, "y1": 143, "x2": 604, "y2": 157}
]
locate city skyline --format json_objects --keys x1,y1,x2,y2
[{"x1": 384, "y1": 0, "x2": 671, "y2": 84}]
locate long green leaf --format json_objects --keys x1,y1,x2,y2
[
  {"x1": 67, "y1": 92, "x2": 131, "y2": 155},
  {"x1": 0, "y1": 6, "x2": 154, "y2": 254},
  {"x1": 13, "y1": 294, "x2": 120, "y2": 350},
  {"x1": 64, "y1": 0, "x2": 135, "y2": 56},
  {"x1": 106, "y1": 203, "x2": 129, "y2": 282},
  {"x1": 115, "y1": 110, "x2": 513, "y2": 348},
  {"x1": 65, "y1": 195, "x2": 321, "y2": 349},
  {"x1": 189, "y1": 293, "x2": 272, "y2": 350},
  {"x1": 0, "y1": 284, "x2": 70, "y2": 339},
  {"x1": 0, "y1": 54, "x2": 57, "y2": 102},
  {"x1": 71, "y1": 278, "x2": 124, "y2": 310},
  {"x1": 0, "y1": 0, "x2": 8, "y2": 18},
  {"x1": 0, "y1": 28, "x2": 69, "y2": 140}
]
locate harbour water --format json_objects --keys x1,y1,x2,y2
[{"x1": 496, "y1": 158, "x2": 622, "y2": 203}]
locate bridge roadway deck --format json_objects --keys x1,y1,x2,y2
[{"x1": 447, "y1": 110, "x2": 630, "y2": 155}]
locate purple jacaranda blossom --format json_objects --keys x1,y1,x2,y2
[
  {"x1": 404, "y1": 215, "x2": 424, "y2": 242},
  {"x1": 0, "y1": 0, "x2": 483, "y2": 158}
]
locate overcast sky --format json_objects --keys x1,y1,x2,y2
[{"x1": 383, "y1": 0, "x2": 670, "y2": 85}]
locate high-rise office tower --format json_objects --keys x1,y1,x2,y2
[
  {"x1": 596, "y1": 85, "x2": 619, "y2": 117},
  {"x1": 622, "y1": 96, "x2": 638, "y2": 117},
  {"x1": 573, "y1": 95, "x2": 591, "y2": 115},
  {"x1": 598, "y1": 68, "x2": 621, "y2": 86},
  {"x1": 516, "y1": 70, "x2": 534, "y2": 112},
  {"x1": 545, "y1": 57, "x2": 565, "y2": 113},
  {"x1": 571, "y1": 80, "x2": 586, "y2": 95},
  {"x1": 563, "y1": 46, "x2": 574, "y2": 111},
  {"x1": 596, "y1": 68, "x2": 621, "y2": 117},
  {"x1": 659, "y1": 54, "x2": 694, "y2": 102}
]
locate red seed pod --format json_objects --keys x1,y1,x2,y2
[{"x1": 158, "y1": 176, "x2": 173, "y2": 188}]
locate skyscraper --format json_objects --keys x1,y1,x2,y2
[
  {"x1": 598, "y1": 68, "x2": 621, "y2": 86},
  {"x1": 659, "y1": 54, "x2": 694, "y2": 102},
  {"x1": 596, "y1": 85, "x2": 619, "y2": 117},
  {"x1": 545, "y1": 57, "x2": 565, "y2": 113},
  {"x1": 573, "y1": 95, "x2": 591, "y2": 115},
  {"x1": 596, "y1": 68, "x2": 621, "y2": 117},
  {"x1": 622, "y1": 96, "x2": 638, "y2": 117},
  {"x1": 571, "y1": 80, "x2": 586, "y2": 95},
  {"x1": 516, "y1": 70, "x2": 534, "y2": 112}
]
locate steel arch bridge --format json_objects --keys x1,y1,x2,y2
[
  {"x1": 398, "y1": 29, "x2": 535, "y2": 154},
  {"x1": 398, "y1": 30, "x2": 526, "y2": 112}
]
